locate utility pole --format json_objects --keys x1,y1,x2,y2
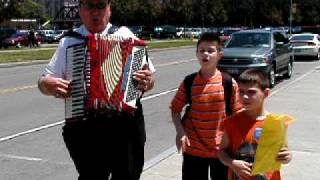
[{"x1": 289, "y1": 0, "x2": 293, "y2": 36}]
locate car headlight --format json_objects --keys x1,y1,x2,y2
[{"x1": 252, "y1": 57, "x2": 268, "y2": 64}]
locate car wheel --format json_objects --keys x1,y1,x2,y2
[
  {"x1": 317, "y1": 50, "x2": 320, "y2": 61},
  {"x1": 284, "y1": 61, "x2": 293, "y2": 79},
  {"x1": 269, "y1": 67, "x2": 276, "y2": 88}
]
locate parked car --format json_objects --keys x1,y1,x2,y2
[
  {"x1": 129, "y1": 26, "x2": 155, "y2": 40},
  {"x1": 154, "y1": 25, "x2": 177, "y2": 39},
  {"x1": 3, "y1": 32, "x2": 44, "y2": 48},
  {"x1": 218, "y1": 29, "x2": 294, "y2": 88},
  {"x1": 0, "y1": 28, "x2": 16, "y2": 48},
  {"x1": 289, "y1": 33, "x2": 320, "y2": 60},
  {"x1": 37, "y1": 30, "x2": 60, "y2": 43},
  {"x1": 184, "y1": 28, "x2": 202, "y2": 38},
  {"x1": 219, "y1": 28, "x2": 241, "y2": 44}
]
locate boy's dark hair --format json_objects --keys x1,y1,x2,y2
[
  {"x1": 196, "y1": 32, "x2": 221, "y2": 50},
  {"x1": 238, "y1": 69, "x2": 270, "y2": 90}
]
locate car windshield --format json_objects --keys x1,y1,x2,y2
[
  {"x1": 226, "y1": 32, "x2": 271, "y2": 48},
  {"x1": 291, "y1": 35, "x2": 314, "y2": 41},
  {"x1": 11, "y1": 33, "x2": 25, "y2": 38}
]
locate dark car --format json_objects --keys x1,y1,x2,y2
[
  {"x1": 218, "y1": 29, "x2": 293, "y2": 88},
  {"x1": 155, "y1": 25, "x2": 177, "y2": 39},
  {"x1": 0, "y1": 28, "x2": 16, "y2": 48},
  {"x1": 130, "y1": 26, "x2": 155, "y2": 40},
  {"x1": 3, "y1": 32, "x2": 44, "y2": 48}
]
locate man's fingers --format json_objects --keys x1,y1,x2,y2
[{"x1": 141, "y1": 64, "x2": 149, "y2": 70}]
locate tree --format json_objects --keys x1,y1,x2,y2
[{"x1": 0, "y1": 0, "x2": 46, "y2": 25}]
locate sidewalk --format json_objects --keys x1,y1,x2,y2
[{"x1": 141, "y1": 66, "x2": 320, "y2": 180}]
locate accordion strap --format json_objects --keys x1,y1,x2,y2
[
  {"x1": 63, "y1": 25, "x2": 119, "y2": 39},
  {"x1": 63, "y1": 30, "x2": 85, "y2": 39}
]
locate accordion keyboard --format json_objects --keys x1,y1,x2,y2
[
  {"x1": 65, "y1": 43, "x2": 87, "y2": 120},
  {"x1": 124, "y1": 48, "x2": 145, "y2": 106}
]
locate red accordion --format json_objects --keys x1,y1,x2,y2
[{"x1": 65, "y1": 34, "x2": 147, "y2": 120}]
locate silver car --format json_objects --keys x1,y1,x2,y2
[
  {"x1": 290, "y1": 34, "x2": 320, "y2": 60},
  {"x1": 218, "y1": 29, "x2": 293, "y2": 88}
]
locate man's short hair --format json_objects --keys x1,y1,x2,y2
[
  {"x1": 238, "y1": 68, "x2": 270, "y2": 90},
  {"x1": 196, "y1": 32, "x2": 221, "y2": 50}
]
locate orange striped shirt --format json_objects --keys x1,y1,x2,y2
[{"x1": 170, "y1": 70, "x2": 242, "y2": 158}]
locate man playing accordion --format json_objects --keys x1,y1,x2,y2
[{"x1": 38, "y1": 0, "x2": 155, "y2": 179}]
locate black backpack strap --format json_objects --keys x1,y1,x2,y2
[
  {"x1": 222, "y1": 72, "x2": 233, "y2": 116},
  {"x1": 183, "y1": 72, "x2": 198, "y2": 105}
]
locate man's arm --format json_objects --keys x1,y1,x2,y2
[{"x1": 38, "y1": 75, "x2": 70, "y2": 98}]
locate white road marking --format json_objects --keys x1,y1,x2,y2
[
  {"x1": 0, "y1": 121, "x2": 64, "y2": 143},
  {"x1": 0, "y1": 153, "x2": 43, "y2": 161},
  {"x1": 0, "y1": 85, "x2": 37, "y2": 95}
]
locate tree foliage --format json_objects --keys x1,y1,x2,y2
[
  {"x1": 2, "y1": 0, "x2": 320, "y2": 27},
  {"x1": 0, "y1": 0, "x2": 47, "y2": 24}
]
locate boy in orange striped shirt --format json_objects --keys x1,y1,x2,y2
[{"x1": 170, "y1": 32, "x2": 242, "y2": 180}]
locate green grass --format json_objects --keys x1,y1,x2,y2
[
  {"x1": 147, "y1": 39, "x2": 197, "y2": 49},
  {"x1": 0, "y1": 39, "x2": 196, "y2": 64},
  {"x1": 0, "y1": 49, "x2": 56, "y2": 63}
]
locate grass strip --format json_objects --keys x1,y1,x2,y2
[{"x1": 0, "y1": 39, "x2": 196, "y2": 64}]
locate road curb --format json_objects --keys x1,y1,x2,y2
[{"x1": 0, "y1": 60, "x2": 49, "y2": 68}]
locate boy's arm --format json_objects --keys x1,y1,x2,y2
[
  {"x1": 218, "y1": 133, "x2": 232, "y2": 166},
  {"x1": 171, "y1": 111, "x2": 184, "y2": 136},
  {"x1": 231, "y1": 79, "x2": 242, "y2": 113},
  {"x1": 218, "y1": 133, "x2": 252, "y2": 179},
  {"x1": 171, "y1": 110, "x2": 190, "y2": 152}
]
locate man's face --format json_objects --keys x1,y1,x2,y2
[
  {"x1": 196, "y1": 41, "x2": 221, "y2": 69},
  {"x1": 79, "y1": 0, "x2": 111, "y2": 33}
]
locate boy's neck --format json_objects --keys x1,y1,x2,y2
[
  {"x1": 244, "y1": 106, "x2": 268, "y2": 121},
  {"x1": 200, "y1": 67, "x2": 217, "y2": 79}
]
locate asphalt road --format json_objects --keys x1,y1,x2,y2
[{"x1": 0, "y1": 47, "x2": 319, "y2": 179}]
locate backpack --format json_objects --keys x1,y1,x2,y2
[{"x1": 181, "y1": 71, "x2": 233, "y2": 123}]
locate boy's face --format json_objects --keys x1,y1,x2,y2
[
  {"x1": 196, "y1": 41, "x2": 222, "y2": 69},
  {"x1": 239, "y1": 83, "x2": 270, "y2": 111}
]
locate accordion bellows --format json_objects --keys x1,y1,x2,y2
[{"x1": 65, "y1": 34, "x2": 147, "y2": 120}]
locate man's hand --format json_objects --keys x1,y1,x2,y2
[
  {"x1": 39, "y1": 75, "x2": 70, "y2": 99},
  {"x1": 133, "y1": 64, "x2": 154, "y2": 92}
]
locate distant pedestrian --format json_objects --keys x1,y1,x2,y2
[
  {"x1": 170, "y1": 32, "x2": 242, "y2": 180},
  {"x1": 28, "y1": 30, "x2": 36, "y2": 48},
  {"x1": 218, "y1": 69, "x2": 293, "y2": 180}
]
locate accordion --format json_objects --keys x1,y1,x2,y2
[{"x1": 65, "y1": 33, "x2": 148, "y2": 120}]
